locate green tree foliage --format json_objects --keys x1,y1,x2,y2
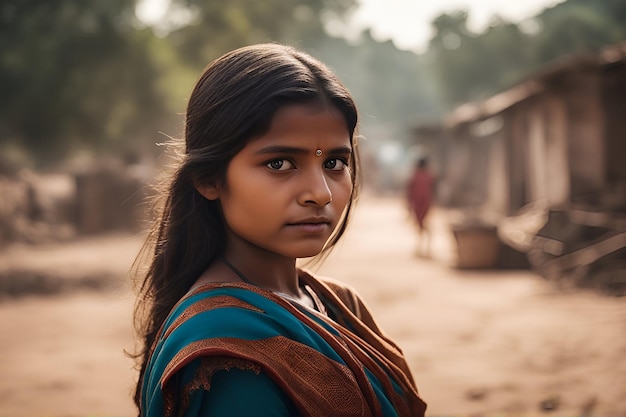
[
  {"x1": 426, "y1": 11, "x2": 478, "y2": 108},
  {"x1": 164, "y1": 0, "x2": 358, "y2": 67},
  {"x1": 427, "y1": 0, "x2": 626, "y2": 110},
  {"x1": 132, "y1": 0, "x2": 371, "y2": 148},
  {"x1": 0, "y1": 0, "x2": 168, "y2": 167},
  {"x1": 142, "y1": 0, "x2": 441, "y2": 146},
  {"x1": 535, "y1": 2, "x2": 622, "y2": 62},
  {"x1": 312, "y1": 31, "x2": 442, "y2": 143},
  {"x1": 426, "y1": 13, "x2": 539, "y2": 108}
]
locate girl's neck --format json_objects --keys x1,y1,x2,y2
[
  {"x1": 222, "y1": 252, "x2": 299, "y2": 294},
  {"x1": 222, "y1": 233, "x2": 300, "y2": 295},
  {"x1": 220, "y1": 257, "x2": 320, "y2": 312},
  {"x1": 221, "y1": 257, "x2": 299, "y2": 294}
]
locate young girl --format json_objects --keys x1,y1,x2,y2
[{"x1": 132, "y1": 43, "x2": 427, "y2": 417}]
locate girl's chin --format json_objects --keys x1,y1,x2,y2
[{"x1": 287, "y1": 246, "x2": 327, "y2": 260}]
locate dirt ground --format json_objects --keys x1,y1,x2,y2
[{"x1": 0, "y1": 194, "x2": 625, "y2": 417}]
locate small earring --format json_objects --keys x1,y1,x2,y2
[{"x1": 315, "y1": 149, "x2": 322, "y2": 157}]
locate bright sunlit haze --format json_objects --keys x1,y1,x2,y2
[{"x1": 137, "y1": 0, "x2": 565, "y2": 53}]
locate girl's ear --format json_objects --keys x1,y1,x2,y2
[{"x1": 195, "y1": 182, "x2": 221, "y2": 201}]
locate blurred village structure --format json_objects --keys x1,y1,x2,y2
[
  {"x1": 0, "y1": 158, "x2": 153, "y2": 246},
  {"x1": 1, "y1": 42, "x2": 625, "y2": 296},
  {"x1": 413, "y1": 41, "x2": 626, "y2": 295}
]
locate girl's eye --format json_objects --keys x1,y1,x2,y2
[
  {"x1": 266, "y1": 159, "x2": 295, "y2": 171},
  {"x1": 324, "y1": 158, "x2": 347, "y2": 171}
]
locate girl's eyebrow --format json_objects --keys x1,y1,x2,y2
[
  {"x1": 255, "y1": 145, "x2": 308, "y2": 155},
  {"x1": 255, "y1": 145, "x2": 352, "y2": 155},
  {"x1": 326, "y1": 146, "x2": 353, "y2": 156}
]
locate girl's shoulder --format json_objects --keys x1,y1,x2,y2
[
  {"x1": 306, "y1": 273, "x2": 362, "y2": 313},
  {"x1": 298, "y1": 270, "x2": 379, "y2": 329}
]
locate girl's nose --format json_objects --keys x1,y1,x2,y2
[{"x1": 299, "y1": 169, "x2": 332, "y2": 206}]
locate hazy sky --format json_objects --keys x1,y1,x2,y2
[
  {"x1": 348, "y1": 0, "x2": 565, "y2": 52},
  {"x1": 136, "y1": 0, "x2": 565, "y2": 53}
]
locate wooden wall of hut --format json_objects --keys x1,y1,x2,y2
[
  {"x1": 562, "y1": 67, "x2": 606, "y2": 205},
  {"x1": 602, "y1": 61, "x2": 626, "y2": 210}
]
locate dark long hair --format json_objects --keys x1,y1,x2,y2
[{"x1": 131, "y1": 43, "x2": 360, "y2": 412}]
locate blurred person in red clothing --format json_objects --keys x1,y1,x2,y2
[{"x1": 407, "y1": 156, "x2": 435, "y2": 257}]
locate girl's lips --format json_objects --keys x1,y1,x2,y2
[
  {"x1": 286, "y1": 222, "x2": 330, "y2": 233},
  {"x1": 288, "y1": 216, "x2": 331, "y2": 225}
]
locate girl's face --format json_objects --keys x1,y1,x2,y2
[{"x1": 203, "y1": 103, "x2": 353, "y2": 260}]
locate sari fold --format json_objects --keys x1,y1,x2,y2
[{"x1": 141, "y1": 270, "x2": 427, "y2": 417}]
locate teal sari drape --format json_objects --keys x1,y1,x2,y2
[{"x1": 140, "y1": 271, "x2": 427, "y2": 417}]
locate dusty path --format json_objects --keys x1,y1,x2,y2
[{"x1": 0, "y1": 195, "x2": 624, "y2": 416}]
